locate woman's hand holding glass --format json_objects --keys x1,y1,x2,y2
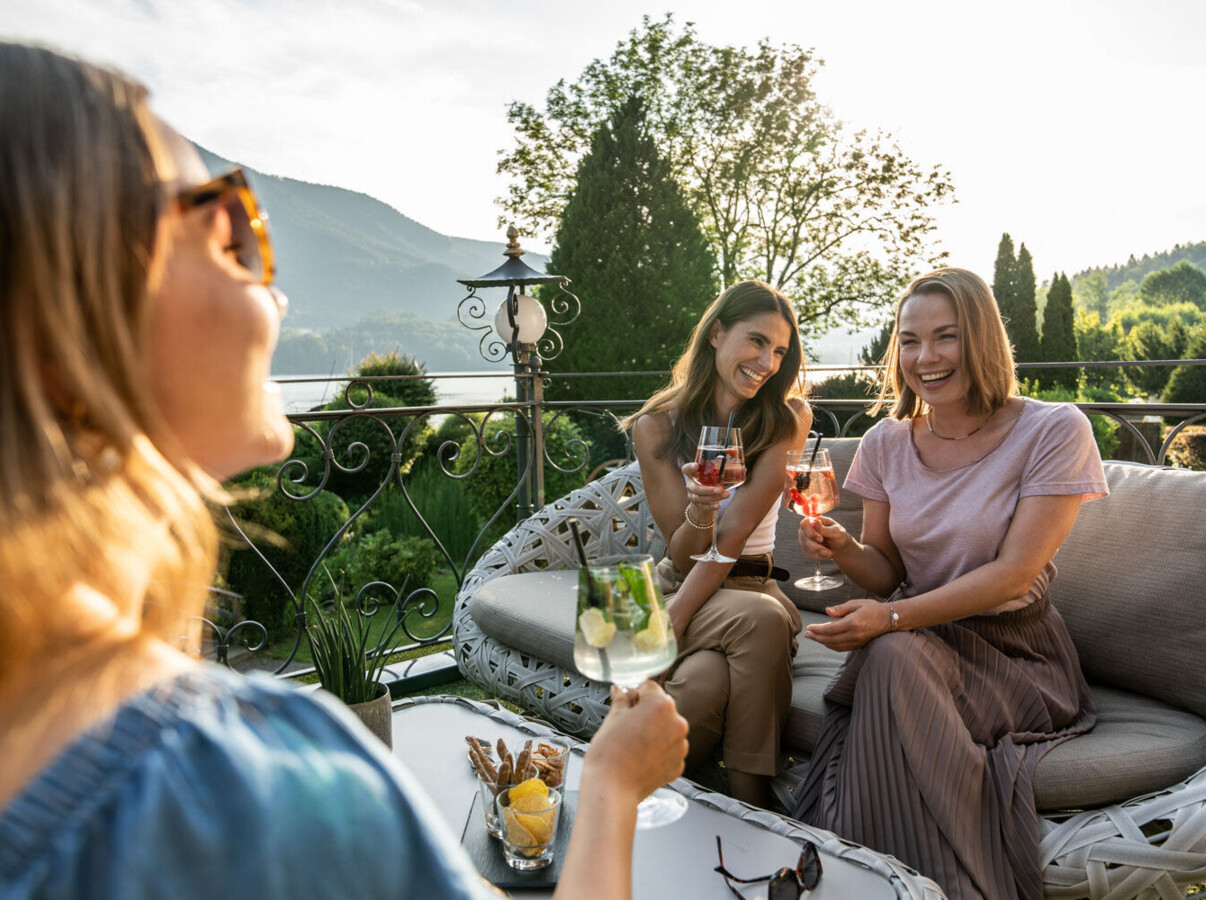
[
  {"x1": 682, "y1": 461, "x2": 727, "y2": 519},
  {"x1": 796, "y1": 515, "x2": 850, "y2": 562}
]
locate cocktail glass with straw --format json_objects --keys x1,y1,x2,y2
[
  {"x1": 690, "y1": 414, "x2": 746, "y2": 564},
  {"x1": 568, "y1": 520, "x2": 688, "y2": 828},
  {"x1": 785, "y1": 434, "x2": 844, "y2": 591}
]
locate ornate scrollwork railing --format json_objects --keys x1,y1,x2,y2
[{"x1": 198, "y1": 362, "x2": 1205, "y2": 681}]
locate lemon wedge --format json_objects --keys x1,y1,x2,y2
[{"x1": 578, "y1": 607, "x2": 616, "y2": 648}]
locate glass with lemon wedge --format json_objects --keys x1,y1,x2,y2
[{"x1": 572, "y1": 553, "x2": 687, "y2": 828}]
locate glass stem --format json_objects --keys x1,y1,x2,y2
[
  {"x1": 711, "y1": 507, "x2": 722, "y2": 556},
  {"x1": 810, "y1": 516, "x2": 822, "y2": 579}
]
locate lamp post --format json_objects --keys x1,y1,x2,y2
[{"x1": 457, "y1": 227, "x2": 579, "y2": 521}]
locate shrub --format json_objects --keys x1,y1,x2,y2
[
  {"x1": 289, "y1": 353, "x2": 438, "y2": 506},
  {"x1": 452, "y1": 411, "x2": 589, "y2": 548},
  {"x1": 223, "y1": 468, "x2": 351, "y2": 644},
  {"x1": 810, "y1": 371, "x2": 881, "y2": 437},
  {"x1": 365, "y1": 458, "x2": 485, "y2": 570},
  {"x1": 320, "y1": 529, "x2": 441, "y2": 639},
  {"x1": 1166, "y1": 427, "x2": 1206, "y2": 470}
]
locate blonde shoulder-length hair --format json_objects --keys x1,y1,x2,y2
[
  {"x1": 873, "y1": 267, "x2": 1019, "y2": 420},
  {"x1": 622, "y1": 280, "x2": 806, "y2": 469},
  {"x1": 0, "y1": 43, "x2": 218, "y2": 682}
]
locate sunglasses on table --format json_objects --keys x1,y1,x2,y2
[
  {"x1": 714, "y1": 835, "x2": 823, "y2": 899},
  {"x1": 176, "y1": 167, "x2": 275, "y2": 285}
]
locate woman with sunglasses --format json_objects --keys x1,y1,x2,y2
[{"x1": 0, "y1": 42, "x2": 686, "y2": 900}]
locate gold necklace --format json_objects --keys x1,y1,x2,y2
[{"x1": 926, "y1": 409, "x2": 994, "y2": 441}]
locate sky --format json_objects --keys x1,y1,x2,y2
[{"x1": 6, "y1": 0, "x2": 1205, "y2": 327}]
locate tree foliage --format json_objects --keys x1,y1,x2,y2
[
  {"x1": 1161, "y1": 326, "x2": 1206, "y2": 408},
  {"x1": 1012, "y1": 244, "x2": 1041, "y2": 361},
  {"x1": 498, "y1": 14, "x2": 953, "y2": 335},
  {"x1": 546, "y1": 96, "x2": 716, "y2": 406},
  {"x1": 993, "y1": 233, "x2": 1016, "y2": 320},
  {"x1": 992, "y1": 234, "x2": 1040, "y2": 361},
  {"x1": 1138, "y1": 259, "x2": 1206, "y2": 310},
  {"x1": 1074, "y1": 311, "x2": 1126, "y2": 395},
  {"x1": 1039, "y1": 273, "x2": 1078, "y2": 391},
  {"x1": 1124, "y1": 319, "x2": 1188, "y2": 397}
]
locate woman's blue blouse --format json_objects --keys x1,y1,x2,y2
[{"x1": 0, "y1": 665, "x2": 491, "y2": 899}]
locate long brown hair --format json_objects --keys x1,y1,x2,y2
[
  {"x1": 622, "y1": 280, "x2": 805, "y2": 468},
  {"x1": 0, "y1": 43, "x2": 217, "y2": 682},
  {"x1": 873, "y1": 267, "x2": 1018, "y2": 419}
]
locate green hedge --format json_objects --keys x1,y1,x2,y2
[{"x1": 223, "y1": 468, "x2": 351, "y2": 644}]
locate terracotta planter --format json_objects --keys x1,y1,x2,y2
[{"x1": 347, "y1": 682, "x2": 393, "y2": 749}]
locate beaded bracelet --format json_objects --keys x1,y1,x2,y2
[{"x1": 683, "y1": 503, "x2": 714, "y2": 530}]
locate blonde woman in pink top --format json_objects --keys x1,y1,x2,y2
[{"x1": 790, "y1": 268, "x2": 1107, "y2": 900}]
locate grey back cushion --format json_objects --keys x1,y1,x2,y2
[
  {"x1": 1050, "y1": 462, "x2": 1206, "y2": 719},
  {"x1": 775, "y1": 437, "x2": 865, "y2": 613}
]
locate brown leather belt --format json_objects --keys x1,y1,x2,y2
[{"x1": 727, "y1": 556, "x2": 789, "y2": 582}]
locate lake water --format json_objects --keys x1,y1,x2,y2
[{"x1": 277, "y1": 371, "x2": 513, "y2": 413}]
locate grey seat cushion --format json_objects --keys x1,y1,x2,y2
[
  {"x1": 1035, "y1": 684, "x2": 1206, "y2": 809},
  {"x1": 784, "y1": 632, "x2": 1206, "y2": 812},
  {"x1": 468, "y1": 571, "x2": 578, "y2": 672},
  {"x1": 1050, "y1": 463, "x2": 1206, "y2": 719}
]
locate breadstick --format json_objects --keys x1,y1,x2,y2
[
  {"x1": 515, "y1": 747, "x2": 532, "y2": 781},
  {"x1": 464, "y1": 737, "x2": 498, "y2": 782}
]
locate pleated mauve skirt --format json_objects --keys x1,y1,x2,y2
[{"x1": 791, "y1": 594, "x2": 1095, "y2": 900}]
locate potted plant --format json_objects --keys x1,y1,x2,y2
[{"x1": 304, "y1": 581, "x2": 412, "y2": 749}]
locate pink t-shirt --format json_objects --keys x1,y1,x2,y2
[{"x1": 845, "y1": 397, "x2": 1109, "y2": 608}]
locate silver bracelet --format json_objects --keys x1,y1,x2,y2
[{"x1": 683, "y1": 503, "x2": 714, "y2": 530}]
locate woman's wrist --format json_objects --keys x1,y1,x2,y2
[{"x1": 683, "y1": 502, "x2": 714, "y2": 530}]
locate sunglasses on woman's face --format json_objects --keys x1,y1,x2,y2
[
  {"x1": 176, "y1": 168, "x2": 275, "y2": 285},
  {"x1": 714, "y1": 835, "x2": 822, "y2": 899}
]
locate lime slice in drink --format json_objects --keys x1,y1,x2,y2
[
  {"x1": 578, "y1": 607, "x2": 617, "y2": 648},
  {"x1": 632, "y1": 603, "x2": 669, "y2": 653}
]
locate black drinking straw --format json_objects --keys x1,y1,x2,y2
[
  {"x1": 568, "y1": 519, "x2": 600, "y2": 607},
  {"x1": 800, "y1": 430, "x2": 823, "y2": 489},
  {"x1": 568, "y1": 518, "x2": 611, "y2": 682},
  {"x1": 716, "y1": 409, "x2": 736, "y2": 481}
]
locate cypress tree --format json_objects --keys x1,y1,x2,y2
[
  {"x1": 1012, "y1": 244, "x2": 1041, "y2": 362},
  {"x1": 546, "y1": 96, "x2": 717, "y2": 455},
  {"x1": 993, "y1": 233, "x2": 1018, "y2": 345},
  {"x1": 1039, "y1": 273, "x2": 1079, "y2": 391}
]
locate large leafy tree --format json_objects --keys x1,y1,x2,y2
[
  {"x1": 1125, "y1": 319, "x2": 1188, "y2": 398},
  {"x1": 498, "y1": 15, "x2": 953, "y2": 335},
  {"x1": 545, "y1": 96, "x2": 717, "y2": 456},
  {"x1": 1039, "y1": 273, "x2": 1078, "y2": 391},
  {"x1": 1138, "y1": 260, "x2": 1206, "y2": 310}
]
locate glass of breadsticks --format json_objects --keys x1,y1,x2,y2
[{"x1": 466, "y1": 735, "x2": 569, "y2": 838}]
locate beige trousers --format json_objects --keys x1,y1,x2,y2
[{"x1": 657, "y1": 557, "x2": 802, "y2": 776}]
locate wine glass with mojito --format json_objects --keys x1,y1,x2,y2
[{"x1": 573, "y1": 553, "x2": 688, "y2": 828}]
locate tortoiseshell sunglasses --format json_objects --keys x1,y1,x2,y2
[{"x1": 176, "y1": 168, "x2": 275, "y2": 285}]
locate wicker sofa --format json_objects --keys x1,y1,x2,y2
[{"x1": 452, "y1": 436, "x2": 1206, "y2": 898}]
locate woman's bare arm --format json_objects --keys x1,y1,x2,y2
[{"x1": 806, "y1": 493, "x2": 1085, "y2": 651}]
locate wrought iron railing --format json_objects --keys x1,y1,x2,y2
[{"x1": 199, "y1": 362, "x2": 1206, "y2": 682}]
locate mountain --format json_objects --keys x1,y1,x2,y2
[{"x1": 195, "y1": 145, "x2": 547, "y2": 371}]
